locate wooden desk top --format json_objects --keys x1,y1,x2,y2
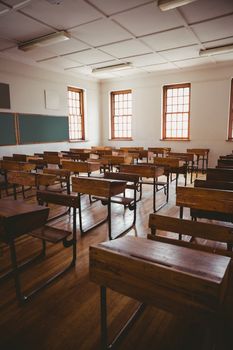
[
  {"x1": 61, "y1": 160, "x2": 100, "y2": 173},
  {"x1": 119, "y1": 164, "x2": 164, "y2": 178},
  {"x1": 90, "y1": 236, "x2": 231, "y2": 317},
  {"x1": 0, "y1": 160, "x2": 35, "y2": 172},
  {"x1": 72, "y1": 177, "x2": 126, "y2": 197},
  {"x1": 153, "y1": 156, "x2": 185, "y2": 168},
  {"x1": 0, "y1": 199, "x2": 49, "y2": 242}
]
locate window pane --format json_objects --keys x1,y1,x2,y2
[
  {"x1": 163, "y1": 84, "x2": 190, "y2": 139},
  {"x1": 111, "y1": 91, "x2": 132, "y2": 139},
  {"x1": 68, "y1": 87, "x2": 84, "y2": 140}
]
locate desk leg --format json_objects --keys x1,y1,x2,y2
[
  {"x1": 101, "y1": 286, "x2": 108, "y2": 350},
  {"x1": 108, "y1": 199, "x2": 112, "y2": 240},
  {"x1": 179, "y1": 207, "x2": 183, "y2": 240},
  {"x1": 9, "y1": 239, "x2": 24, "y2": 304}
]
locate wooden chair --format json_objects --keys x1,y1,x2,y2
[
  {"x1": 168, "y1": 152, "x2": 197, "y2": 183},
  {"x1": 148, "y1": 147, "x2": 171, "y2": 157},
  {"x1": 194, "y1": 179, "x2": 233, "y2": 191},
  {"x1": 148, "y1": 213, "x2": 233, "y2": 256},
  {"x1": 43, "y1": 168, "x2": 71, "y2": 194}
]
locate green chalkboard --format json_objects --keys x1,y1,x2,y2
[
  {"x1": 0, "y1": 113, "x2": 16, "y2": 145},
  {"x1": 18, "y1": 114, "x2": 69, "y2": 144}
]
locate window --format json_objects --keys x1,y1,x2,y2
[
  {"x1": 228, "y1": 79, "x2": 233, "y2": 140},
  {"x1": 162, "y1": 83, "x2": 191, "y2": 140},
  {"x1": 68, "y1": 87, "x2": 85, "y2": 141},
  {"x1": 111, "y1": 90, "x2": 132, "y2": 140}
]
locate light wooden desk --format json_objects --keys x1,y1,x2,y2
[
  {"x1": 0, "y1": 199, "x2": 49, "y2": 303},
  {"x1": 90, "y1": 236, "x2": 231, "y2": 349},
  {"x1": 119, "y1": 164, "x2": 168, "y2": 212},
  {"x1": 72, "y1": 177, "x2": 126, "y2": 240}
]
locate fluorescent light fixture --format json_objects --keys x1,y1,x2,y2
[
  {"x1": 18, "y1": 31, "x2": 70, "y2": 51},
  {"x1": 92, "y1": 62, "x2": 132, "y2": 73},
  {"x1": 199, "y1": 44, "x2": 233, "y2": 57},
  {"x1": 158, "y1": 0, "x2": 198, "y2": 11}
]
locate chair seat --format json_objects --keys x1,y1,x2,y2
[{"x1": 31, "y1": 225, "x2": 71, "y2": 243}]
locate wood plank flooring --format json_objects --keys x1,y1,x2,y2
[{"x1": 0, "y1": 173, "x2": 230, "y2": 350}]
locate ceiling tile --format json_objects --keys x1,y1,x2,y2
[
  {"x1": 180, "y1": 0, "x2": 233, "y2": 24},
  {"x1": 0, "y1": 38, "x2": 15, "y2": 51},
  {"x1": 48, "y1": 38, "x2": 90, "y2": 56},
  {"x1": 38, "y1": 56, "x2": 82, "y2": 69},
  {"x1": 0, "y1": 3, "x2": 9, "y2": 15},
  {"x1": 127, "y1": 53, "x2": 166, "y2": 66},
  {"x1": 203, "y1": 37, "x2": 233, "y2": 49},
  {"x1": 112, "y1": 3, "x2": 184, "y2": 36},
  {"x1": 5, "y1": 46, "x2": 56, "y2": 61},
  {"x1": 142, "y1": 27, "x2": 198, "y2": 51},
  {"x1": 101, "y1": 39, "x2": 151, "y2": 58},
  {"x1": 112, "y1": 67, "x2": 143, "y2": 76},
  {"x1": 0, "y1": 11, "x2": 50, "y2": 41},
  {"x1": 143, "y1": 62, "x2": 178, "y2": 72},
  {"x1": 191, "y1": 15, "x2": 233, "y2": 42},
  {"x1": 213, "y1": 52, "x2": 233, "y2": 63},
  {"x1": 65, "y1": 48, "x2": 114, "y2": 65},
  {"x1": 86, "y1": 0, "x2": 150, "y2": 16},
  {"x1": 1, "y1": 0, "x2": 32, "y2": 8},
  {"x1": 21, "y1": 0, "x2": 102, "y2": 29},
  {"x1": 71, "y1": 18, "x2": 132, "y2": 46},
  {"x1": 160, "y1": 45, "x2": 200, "y2": 61},
  {"x1": 174, "y1": 57, "x2": 213, "y2": 68}
]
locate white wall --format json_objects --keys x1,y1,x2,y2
[
  {"x1": 0, "y1": 57, "x2": 100, "y2": 157},
  {"x1": 100, "y1": 64, "x2": 233, "y2": 167}
]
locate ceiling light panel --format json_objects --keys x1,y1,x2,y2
[
  {"x1": 18, "y1": 31, "x2": 70, "y2": 51},
  {"x1": 158, "y1": 0, "x2": 198, "y2": 11}
]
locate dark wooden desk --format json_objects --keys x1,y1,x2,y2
[
  {"x1": 61, "y1": 160, "x2": 100, "y2": 174},
  {"x1": 0, "y1": 199, "x2": 49, "y2": 302},
  {"x1": 90, "y1": 236, "x2": 231, "y2": 349},
  {"x1": 119, "y1": 164, "x2": 168, "y2": 212},
  {"x1": 72, "y1": 177, "x2": 126, "y2": 239}
]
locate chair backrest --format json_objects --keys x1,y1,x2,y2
[
  {"x1": 148, "y1": 214, "x2": 233, "y2": 257},
  {"x1": 194, "y1": 179, "x2": 233, "y2": 191},
  {"x1": 37, "y1": 190, "x2": 79, "y2": 208},
  {"x1": 206, "y1": 168, "x2": 233, "y2": 182}
]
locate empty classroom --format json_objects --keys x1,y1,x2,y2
[{"x1": 0, "y1": 1, "x2": 233, "y2": 350}]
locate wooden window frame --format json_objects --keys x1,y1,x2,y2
[
  {"x1": 162, "y1": 83, "x2": 191, "y2": 141},
  {"x1": 110, "y1": 89, "x2": 132, "y2": 140},
  {"x1": 68, "y1": 86, "x2": 85, "y2": 142},
  {"x1": 228, "y1": 79, "x2": 233, "y2": 141}
]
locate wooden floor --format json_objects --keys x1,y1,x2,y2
[{"x1": 0, "y1": 173, "x2": 230, "y2": 350}]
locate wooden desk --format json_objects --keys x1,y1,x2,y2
[
  {"x1": 0, "y1": 160, "x2": 36, "y2": 172},
  {"x1": 43, "y1": 168, "x2": 71, "y2": 194},
  {"x1": 72, "y1": 177, "x2": 126, "y2": 239},
  {"x1": 217, "y1": 158, "x2": 233, "y2": 168},
  {"x1": 90, "y1": 236, "x2": 231, "y2": 349},
  {"x1": 7, "y1": 171, "x2": 57, "y2": 199},
  {"x1": 0, "y1": 199, "x2": 49, "y2": 302},
  {"x1": 148, "y1": 147, "x2": 171, "y2": 157},
  {"x1": 176, "y1": 186, "x2": 233, "y2": 229},
  {"x1": 120, "y1": 164, "x2": 168, "y2": 212},
  {"x1": 61, "y1": 160, "x2": 100, "y2": 174},
  {"x1": 153, "y1": 156, "x2": 187, "y2": 187},
  {"x1": 168, "y1": 152, "x2": 197, "y2": 183},
  {"x1": 187, "y1": 148, "x2": 210, "y2": 173}
]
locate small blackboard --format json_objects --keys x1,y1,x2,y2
[
  {"x1": 0, "y1": 113, "x2": 16, "y2": 145},
  {"x1": 18, "y1": 114, "x2": 69, "y2": 144},
  {"x1": 0, "y1": 83, "x2": 11, "y2": 109}
]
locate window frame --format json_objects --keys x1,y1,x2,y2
[
  {"x1": 228, "y1": 79, "x2": 233, "y2": 141},
  {"x1": 162, "y1": 83, "x2": 191, "y2": 141},
  {"x1": 67, "y1": 86, "x2": 85, "y2": 142},
  {"x1": 110, "y1": 89, "x2": 132, "y2": 140}
]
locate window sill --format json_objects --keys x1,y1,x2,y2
[
  {"x1": 108, "y1": 138, "x2": 133, "y2": 141},
  {"x1": 226, "y1": 139, "x2": 233, "y2": 141},
  {"x1": 160, "y1": 138, "x2": 191, "y2": 141},
  {"x1": 69, "y1": 139, "x2": 87, "y2": 143}
]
